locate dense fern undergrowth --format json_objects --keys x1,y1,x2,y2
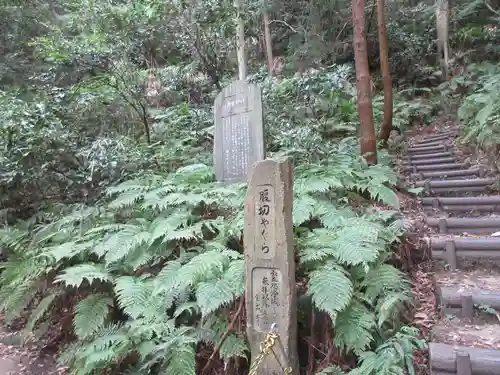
[{"x1": 0, "y1": 66, "x2": 431, "y2": 375}]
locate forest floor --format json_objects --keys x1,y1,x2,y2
[{"x1": 0, "y1": 316, "x2": 67, "y2": 375}]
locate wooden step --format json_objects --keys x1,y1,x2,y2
[{"x1": 426, "y1": 217, "x2": 500, "y2": 234}]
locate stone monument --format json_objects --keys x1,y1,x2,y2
[
  {"x1": 244, "y1": 157, "x2": 298, "y2": 374},
  {"x1": 213, "y1": 81, "x2": 265, "y2": 183}
]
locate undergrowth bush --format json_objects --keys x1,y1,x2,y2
[
  {"x1": 455, "y1": 62, "x2": 500, "y2": 147},
  {"x1": 0, "y1": 147, "x2": 422, "y2": 374}
]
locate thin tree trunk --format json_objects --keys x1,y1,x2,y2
[
  {"x1": 436, "y1": 0, "x2": 449, "y2": 80},
  {"x1": 235, "y1": 0, "x2": 247, "y2": 80},
  {"x1": 352, "y1": 0, "x2": 377, "y2": 164},
  {"x1": 263, "y1": 10, "x2": 274, "y2": 75},
  {"x1": 376, "y1": 0, "x2": 393, "y2": 146}
]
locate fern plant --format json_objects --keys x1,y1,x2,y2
[
  {"x1": 0, "y1": 146, "x2": 416, "y2": 375},
  {"x1": 457, "y1": 62, "x2": 500, "y2": 148}
]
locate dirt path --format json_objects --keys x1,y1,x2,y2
[
  {"x1": 402, "y1": 125, "x2": 500, "y2": 375},
  {"x1": 0, "y1": 330, "x2": 65, "y2": 375}
]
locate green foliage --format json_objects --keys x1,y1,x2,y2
[
  {"x1": 348, "y1": 326, "x2": 426, "y2": 375},
  {"x1": 0, "y1": 0, "x2": 443, "y2": 374},
  {"x1": 373, "y1": 91, "x2": 436, "y2": 132},
  {"x1": 0, "y1": 134, "x2": 416, "y2": 374},
  {"x1": 455, "y1": 62, "x2": 500, "y2": 147}
]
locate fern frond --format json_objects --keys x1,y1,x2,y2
[
  {"x1": 54, "y1": 263, "x2": 112, "y2": 288},
  {"x1": 222, "y1": 259, "x2": 244, "y2": 296},
  {"x1": 195, "y1": 278, "x2": 236, "y2": 316},
  {"x1": 333, "y1": 299, "x2": 375, "y2": 356},
  {"x1": 40, "y1": 241, "x2": 93, "y2": 262},
  {"x1": 149, "y1": 210, "x2": 189, "y2": 242},
  {"x1": 108, "y1": 191, "x2": 145, "y2": 209},
  {"x1": 307, "y1": 260, "x2": 353, "y2": 322},
  {"x1": 91, "y1": 227, "x2": 149, "y2": 265},
  {"x1": 174, "y1": 302, "x2": 200, "y2": 318},
  {"x1": 220, "y1": 333, "x2": 249, "y2": 360},
  {"x1": 292, "y1": 195, "x2": 316, "y2": 226},
  {"x1": 162, "y1": 344, "x2": 197, "y2": 375},
  {"x1": 362, "y1": 264, "x2": 410, "y2": 304},
  {"x1": 106, "y1": 178, "x2": 152, "y2": 196},
  {"x1": 74, "y1": 294, "x2": 113, "y2": 339},
  {"x1": 367, "y1": 185, "x2": 400, "y2": 209},
  {"x1": 167, "y1": 221, "x2": 205, "y2": 241},
  {"x1": 377, "y1": 291, "x2": 414, "y2": 328},
  {"x1": 114, "y1": 276, "x2": 157, "y2": 319},
  {"x1": 144, "y1": 192, "x2": 205, "y2": 211},
  {"x1": 154, "y1": 260, "x2": 182, "y2": 295},
  {"x1": 175, "y1": 250, "x2": 231, "y2": 287},
  {"x1": 141, "y1": 326, "x2": 197, "y2": 374},
  {"x1": 27, "y1": 292, "x2": 59, "y2": 331}
]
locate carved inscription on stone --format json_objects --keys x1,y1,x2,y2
[
  {"x1": 252, "y1": 267, "x2": 282, "y2": 332},
  {"x1": 244, "y1": 158, "x2": 298, "y2": 374},
  {"x1": 220, "y1": 114, "x2": 251, "y2": 180},
  {"x1": 255, "y1": 184, "x2": 275, "y2": 259},
  {"x1": 213, "y1": 81, "x2": 264, "y2": 183}
]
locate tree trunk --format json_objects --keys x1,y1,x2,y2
[
  {"x1": 263, "y1": 4, "x2": 274, "y2": 75},
  {"x1": 436, "y1": 0, "x2": 449, "y2": 80},
  {"x1": 352, "y1": 0, "x2": 377, "y2": 164},
  {"x1": 376, "y1": 0, "x2": 393, "y2": 147},
  {"x1": 235, "y1": 0, "x2": 247, "y2": 80}
]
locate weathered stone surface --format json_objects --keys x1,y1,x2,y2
[
  {"x1": 213, "y1": 81, "x2": 265, "y2": 183},
  {"x1": 244, "y1": 157, "x2": 297, "y2": 374}
]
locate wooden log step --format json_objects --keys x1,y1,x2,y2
[
  {"x1": 431, "y1": 236, "x2": 500, "y2": 250},
  {"x1": 404, "y1": 162, "x2": 470, "y2": 173},
  {"x1": 417, "y1": 133, "x2": 456, "y2": 143},
  {"x1": 418, "y1": 178, "x2": 496, "y2": 195},
  {"x1": 403, "y1": 157, "x2": 457, "y2": 166},
  {"x1": 413, "y1": 142, "x2": 452, "y2": 150},
  {"x1": 416, "y1": 178, "x2": 496, "y2": 189},
  {"x1": 420, "y1": 131, "x2": 456, "y2": 140},
  {"x1": 429, "y1": 342, "x2": 500, "y2": 375},
  {"x1": 408, "y1": 144, "x2": 452, "y2": 154},
  {"x1": 422, "y1": 196, "x2": 500, "y2": 207},
  {"x1": 437, "y1": 286, "x2": 500, "y2": 318},
  {"x1": 415, "y1": 133, "x2": 453, "y2": 144},
  {"x1": 431, "y1": 236, "x2": 500, "y2": 269},
  {"x1": 410, "y1": 167, "x2": 486, "y2": 180},
  {"x1": 407, "y1": 151, "x2": 454, "y2": 160},
  {"x1": 426, "y1": 217, "x2": 500, "y2": 234},
  {"x1": 426, "y1": 186, "x2": 490, "y2": 195},
  {"x1": 415, "y1": 142, "x2": 451, "y2": 149},
  {"x1": 424, "y1": 205, "x2": 500, "y2": 214},
  {"x1": 415, "y1": 139, "x2": 453, "y2": 147}
]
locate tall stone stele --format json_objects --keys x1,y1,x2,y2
[
  {"x1": 244, "y1": 157, "x2": 298, "y2": 374},
  {"x1": 213, "y1": 81, "x2": 265, "y2": 183}
]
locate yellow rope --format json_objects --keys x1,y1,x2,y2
[{"x1": 248, "y1": 324, "x2": 293, "y2": 375}]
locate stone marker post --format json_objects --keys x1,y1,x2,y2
[
  {"x1": 244, "y1": 157, "x2": 298, "y2": 374},
  {"x1": 213, "y1": 81, "x2": 265, "y2": 183}
]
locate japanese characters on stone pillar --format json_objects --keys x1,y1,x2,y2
[
  {"x1": 244, "y1": 157, "x2": 298, "y2": 374},
  {"x1": 213, "y1": 81, "x2": 265, "y2": 183}
]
